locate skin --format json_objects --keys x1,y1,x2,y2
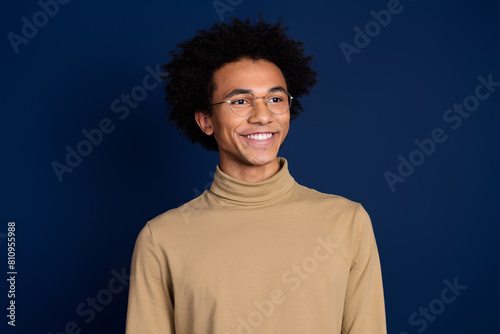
[{"x1": 195, "y1": 58, "x2": 290, "y2": 182}]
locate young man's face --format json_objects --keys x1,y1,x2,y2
[{"x1": 196, "y1": 58, "x2": 290, "y2": 173}]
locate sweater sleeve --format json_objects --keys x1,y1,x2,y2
[
  {"x1": 341, "y1": 204, "x2": 386, "y2": 334},
  {"x1": 126, "y1": 222, "x2": 175, "y2": 333}
]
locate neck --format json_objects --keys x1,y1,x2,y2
[{"x1": 218, "y1": 157, "x2": 281, "y2": 182}]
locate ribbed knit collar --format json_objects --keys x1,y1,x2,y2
[{"x1": 208, "y1": 157, "x2": 295, "y2": 204}]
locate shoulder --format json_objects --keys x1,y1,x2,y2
[
  {"x1": 144, "y1": 192, "x2": 208, "y2": 235},
  {"x1": 292, "y1": 182, "x2": 362, "y2": 210},
  {"x1": 291, "y1": 182, "x2": 372, "y2": 228}
]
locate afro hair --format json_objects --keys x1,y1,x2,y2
[{"x1": 162, "y1": 16, "x2": 317, "y2": 151}]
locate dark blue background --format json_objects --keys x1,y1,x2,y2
[{"x1": 1, "y1": 0, "x2": 499, "y2": 333}]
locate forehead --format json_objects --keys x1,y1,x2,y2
[{"x1": 212, "y1": 59, "x2": 287, "y2": 96}]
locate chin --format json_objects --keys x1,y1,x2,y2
[{"x1": 245, "y1": 152, "x2": 278, "y2": 166}]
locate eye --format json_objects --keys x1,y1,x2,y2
[
  {"x1": 232, "y1": 98, "x2": 250, "y2": 105},
  {"x1": 268, "y1": 96, "x2": 284, "y2": 104}
]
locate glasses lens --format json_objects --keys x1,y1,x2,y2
[
  {"x1": 266, "y1": 90, "x2": 291, "y2": 114},
  {"x1": 227, "y1": 91, "x2": 292, "y2": 116},
  {"x1": 229, "y1": 94, "x2": 255, "y2": 116}
]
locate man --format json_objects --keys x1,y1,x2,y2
[{"x1": 126, "y1": 17, "x2": 386, "y2": 333}]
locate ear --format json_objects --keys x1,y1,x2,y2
[{"x1": 195, "y1": 110, "x2": 214, "y2": 136}]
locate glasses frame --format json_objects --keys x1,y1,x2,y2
[{"x1": 210, "y1": 90, "x2": 293, "y2": 117}]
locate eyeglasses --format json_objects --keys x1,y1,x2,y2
[{"x1": 210, "y1": 89, "x2": 293, "y2": 117}]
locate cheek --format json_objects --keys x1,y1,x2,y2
[
  {"x1": 281, "y1": 115, "x2": 291, "y2": 132},
  {"x1": 212, "y1": 119, "x2": 240, "y2": 143},
  {"x1": 282, "y1": 118, "x2": 291, "y2": 139}
]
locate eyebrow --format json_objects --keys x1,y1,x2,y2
[{"x1": 224, "y1": 86, "x2": 287, "y2": 99}]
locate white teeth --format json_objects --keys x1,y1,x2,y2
[{"x1": 245, "y1": 133, "x2": 273, "y2": 140}]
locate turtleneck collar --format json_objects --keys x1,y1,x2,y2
[{"x1": 208, "y1": 157, "x2": 295, "y2": 204}]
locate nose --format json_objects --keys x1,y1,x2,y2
[{"x1": 248, "y1": 96, "x2": 273, "y2": 124}]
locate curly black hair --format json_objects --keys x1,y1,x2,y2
[{"x1": 162, "y1": 16, "x2": 317, "y2": 151}]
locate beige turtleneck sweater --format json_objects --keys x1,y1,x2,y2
[{"x1": 126, "y1": 157, "x2": 386, "y2": 333}]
